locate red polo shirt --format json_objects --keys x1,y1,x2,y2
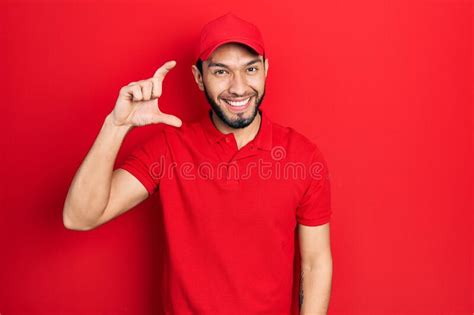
[{"x1": 118, "y1": 109, "x2": 331, "y2": 315}]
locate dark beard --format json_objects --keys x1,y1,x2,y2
[{"x1": 203, "y1": 84, "x2": 266, "y2": 129}]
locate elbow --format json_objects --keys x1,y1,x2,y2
[
  {"x1": 62, "y1": 205, "x2": 95, "y2": 231},
  {"x1": 301, "y1": 252, "x2": 333, "y2": 272}
]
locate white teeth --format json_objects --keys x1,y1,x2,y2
[{"x1": 224, "y1": 97, "x2": 250, "y2": 107}]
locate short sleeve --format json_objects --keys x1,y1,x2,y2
[
  {"x1": 296, "y1": 146, "x2": 332, "y2": 226},
  {"x1": 118, "y1": 129, "x2": 168, "y2": 196}
]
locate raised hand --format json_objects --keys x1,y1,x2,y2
[{"x1": 111, "y1": 60, "x2": 182, "y2": 128}]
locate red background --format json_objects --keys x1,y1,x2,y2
[{"x1": 1, "y1": 0, "x2": 472, "y2": 314}]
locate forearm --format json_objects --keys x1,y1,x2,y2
[
  {"x1": 300, "y1": 254, "x2": 333, "y2": 315},
  {"x1": 63, "y1": 113, "x2": 133, "y2": 229}
]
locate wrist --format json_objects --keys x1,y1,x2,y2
[{"x1": 104, "y1": 112, "x2": 134, "y2": 134}]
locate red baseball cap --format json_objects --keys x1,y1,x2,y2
[{"x1": 195, "y1": 12, "x2": 266, "y2": 63}]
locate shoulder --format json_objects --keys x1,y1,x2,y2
[
  {"x1": 270, "y1": 121, "x2": 331, "y2": 185},
  {"x1": 151, "y1": 118, "x2": 206, "y2": 153},
  {"x1": 271, "y1": 121, "x2": 322, "y2": 160}
]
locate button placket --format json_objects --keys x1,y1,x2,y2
[
  {"x1": 222, "y1": 160, "x2": 240, "y2": 186},
  {"x1": 220, "y1": 135, "x2": 258, "y2": 173},
  {"x1": 233, "y1": 141, "x2": 258, "y2": 161}
]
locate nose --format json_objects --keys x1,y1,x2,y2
[{"x1": 228, "y1": 72, "x2": 248, "y2": 96}]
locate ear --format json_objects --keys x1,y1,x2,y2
[
  {"x1": 264, "y1": 58, "x2": 269, "y2": 78},
  {"x1": 191, "y1": 65, "x2": 205, "y2": 91}
]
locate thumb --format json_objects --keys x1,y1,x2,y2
[{"x1": 154, "y1": 113, "x2": 183, "y2": 128}]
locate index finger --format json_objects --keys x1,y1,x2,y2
[{"x1": 153, "y1": 60, "x2": 177, "y2": 80}]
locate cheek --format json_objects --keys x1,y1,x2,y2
[
  {"x1": 207, "y1": 81, "x2": 229, "y2": 97},
  {"x1": 247, "y1": 76, "x2": 265, "y2": 87}
]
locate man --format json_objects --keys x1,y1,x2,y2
[{"x1": 63, "y1": 12, "x2": 333, "y2": 315}]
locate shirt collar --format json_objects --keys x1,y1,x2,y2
[{"x1": 199, "y1": 108, "x2": 273, "y2": 151}]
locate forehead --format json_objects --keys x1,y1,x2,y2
[{"x1": 207, "y1": 42, "x2": 262, "y2": 64}]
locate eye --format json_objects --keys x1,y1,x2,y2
[
  {"x1": 247, "y1": 67, "x2": 258, "y2": 73},
  {"x1": 214, "y1": 69, "x2": 228, "y2": 75}
]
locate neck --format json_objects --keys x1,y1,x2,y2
[{"x1": 211, "y1": 110, "x2": 262, "y2": 150}]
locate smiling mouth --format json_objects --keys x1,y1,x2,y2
[
  {"x1": 223, "y1": 97, "x2": 251, "y2": 106},
  {"x1": 221, "y1": 96, "x2": 253, "y2": 112}
]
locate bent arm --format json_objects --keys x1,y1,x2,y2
[{"x1": 62, "y1": 113, "x2": 146, "y2": 230}]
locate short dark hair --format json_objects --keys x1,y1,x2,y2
[{"x1": 196, "y1": 58, "x2": 203, "y2": 75}]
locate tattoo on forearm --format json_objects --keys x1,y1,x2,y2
[{"x1": 299, "y1": 270, "x2": 304, "y2": 306}]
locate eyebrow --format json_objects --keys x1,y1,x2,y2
[{"x1": 207, "y1": 58, "x2": 262, "y2": 69}]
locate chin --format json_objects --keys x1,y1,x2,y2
[{"x1": 219, "y1": 102, "x2": 259, "y2": 129}]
